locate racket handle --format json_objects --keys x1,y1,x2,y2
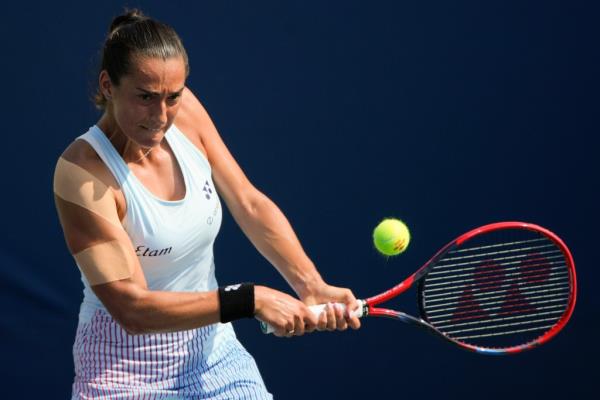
[{"x1": 260, "y1": 300, "x2": 366, "y2": 334}]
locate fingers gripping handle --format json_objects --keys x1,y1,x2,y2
[{"x1": 260, "y1": 300, "x2": 366, "y2": 334}]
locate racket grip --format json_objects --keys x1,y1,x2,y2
[{"x1": 260, "y1": 300, "x2": 366, "y2": 334}]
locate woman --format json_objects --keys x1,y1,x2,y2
[{"x1": 53, "y1": 9, "x2": 360, "y2": 399}]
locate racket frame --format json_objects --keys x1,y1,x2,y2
[{"x1": 363, "y1": 221, "x2": 577, "y2": 355}]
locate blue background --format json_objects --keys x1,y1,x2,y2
[{"x1": 1, "y1": 1, "x2": 597, "y2": 398}]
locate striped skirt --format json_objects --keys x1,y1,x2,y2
[{"x1": 71, "y1": 310, "x2": 272, "y2": 399}]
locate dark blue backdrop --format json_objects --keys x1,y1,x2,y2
[{"x1": 1, "y1": 1, "x2": 597, "y2": 398}]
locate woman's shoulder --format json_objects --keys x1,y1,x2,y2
[
  {"x1": 55, "y1": 137, "x2": 126, "y2": 218},
  {"x1": 56, "y1": 138, "x2": 120, "y2": 191},
  {"x1": 174, "y1": 87, "x2": 209, "y2": 158}
]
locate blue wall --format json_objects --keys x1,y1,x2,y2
[{"x1": 1, "y1": 1, "x2": 597, "y2": 398}]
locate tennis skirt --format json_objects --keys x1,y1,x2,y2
[{"x1": 71, "y1": 309, "x2": 272, "y2": 399}]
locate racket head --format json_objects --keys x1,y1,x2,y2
[{"x1": 417, "y1": 221, "x2": 576, "y2": 354}]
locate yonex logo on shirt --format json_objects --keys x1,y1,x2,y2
[
  {"x1": 224, "y1": 284, "x2": 241, "y2": 292},
  {"x1": 202, "y1": 180, "x2": 213, "y2": 200}
]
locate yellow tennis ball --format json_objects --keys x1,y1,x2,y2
[{"x1": 373, "y1": 218, "x2": 411, "y2": 256}]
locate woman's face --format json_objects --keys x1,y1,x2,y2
[{"x1": 100, "y1": 56, "x2": 187, "y2": 148}]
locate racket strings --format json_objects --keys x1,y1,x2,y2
[
  {"x1": 440, "y1": 242, "x2": 556, "y2": 263},
  {"x1": 425, "y1": 261, "x2": 567, "y2": 291},
  {"x1": 435, "y1": 307, "x2": 566, "y2": 330},
  {"x1": 454, "y1": 325, "x2": 557, "y2": 340},
  {"x1": 424, "y1": 272, "x2": 569, "y2": 299},
  {"x1": 428, "y1": 296, "x2": 568, "y2": 320},
  {"x1": 429, "y1": 248, "x2": 562, "y2": 272},
  {"x1": 421, "y1": 232, "x2": 572, "y2": 347}
]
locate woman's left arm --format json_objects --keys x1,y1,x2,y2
[{"x1": 178, "y1": 88, "x2": 360, "y2": 331}]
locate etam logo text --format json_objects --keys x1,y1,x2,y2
[{"x1": 135, "y1": 245, "x2": 173, "y2": 257}]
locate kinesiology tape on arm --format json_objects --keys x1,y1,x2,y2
[{"x1": 53, "y1": 157, "x2": 137, "y2": 285}]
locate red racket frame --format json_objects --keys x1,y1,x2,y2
[{"x1": 361, "y1": 221, "x2": 577, "y2": 354}]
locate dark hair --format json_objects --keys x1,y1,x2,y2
[{"x1": 94, "y1": 9, "x2": 189, "y2": 109}]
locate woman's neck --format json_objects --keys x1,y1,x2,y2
[{"x1": 97, "y1": 111, "x2": 156, "y2": 164}]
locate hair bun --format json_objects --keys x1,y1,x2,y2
[{"x1": 108, "y1": 9, "x2": 146, "y2": 35}]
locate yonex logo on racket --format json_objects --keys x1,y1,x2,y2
[{"x1": 449, "y1": 254, "x2": 552, "y2": 323}]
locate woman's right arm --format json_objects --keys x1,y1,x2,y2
[
  {"x1": 53, "y1": 144, "x2": 316, "y2": 336},
  {"x1": 53, "y1": 146, "x2": 222, "y2": 333}
]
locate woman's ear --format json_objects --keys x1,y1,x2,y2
[{"x1": 99, "y1": 70, "x2": 113, "y2": 100}]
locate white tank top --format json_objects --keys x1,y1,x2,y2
[{"x1": 76, "y1": 124, "x2": 223, "y2": 323}]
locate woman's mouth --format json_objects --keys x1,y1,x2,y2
[{"x1": 141, "y1": 125, "x2": 163, "y2": 133}]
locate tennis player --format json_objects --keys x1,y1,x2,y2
[{"x1": 54, "y1": 9, "x2": 360, "y2": 399}]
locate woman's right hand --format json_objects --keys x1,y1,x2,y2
[{"x1": 254, "y1": 285, "x2": 319, "y2": 338}]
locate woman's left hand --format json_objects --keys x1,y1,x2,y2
[{"x1": 301, "y1": 283, "x2": 362, "y2": 332}]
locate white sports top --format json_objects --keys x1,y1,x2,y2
[{"x1": 76, "y1": 124, "x2": 223, "y2": 323}]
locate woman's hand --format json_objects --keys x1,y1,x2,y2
[
  {"x1": 254, "y1": 285, "x2": 319, "y2": 338},
  {"x1": 301, "y1": 282, "x2": 362, "y2": 332}
]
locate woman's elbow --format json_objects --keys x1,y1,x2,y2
[
  {"x1": 99, "y1": 285, "x2": 152, "y2": 335},
  {"x1": 123, "y1": 323, "x2": 147, "y2": 335},
  {"x1": 106, "y1": 303, "x2": 148, "y2": 335},
  {"x1": 244, "y1": 190, "x2": 272, "y2": 219},
  {"x1": 117, "y1": 312, "x2": 147, "y2": 335}
]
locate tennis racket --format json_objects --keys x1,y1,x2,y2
[{"x1": 261, "y1": 221, "x2": 577, "y2": 355}]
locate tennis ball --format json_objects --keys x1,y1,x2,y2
[{"x1": 373, "y1": 218, "x2": 411, "y2": 256}]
